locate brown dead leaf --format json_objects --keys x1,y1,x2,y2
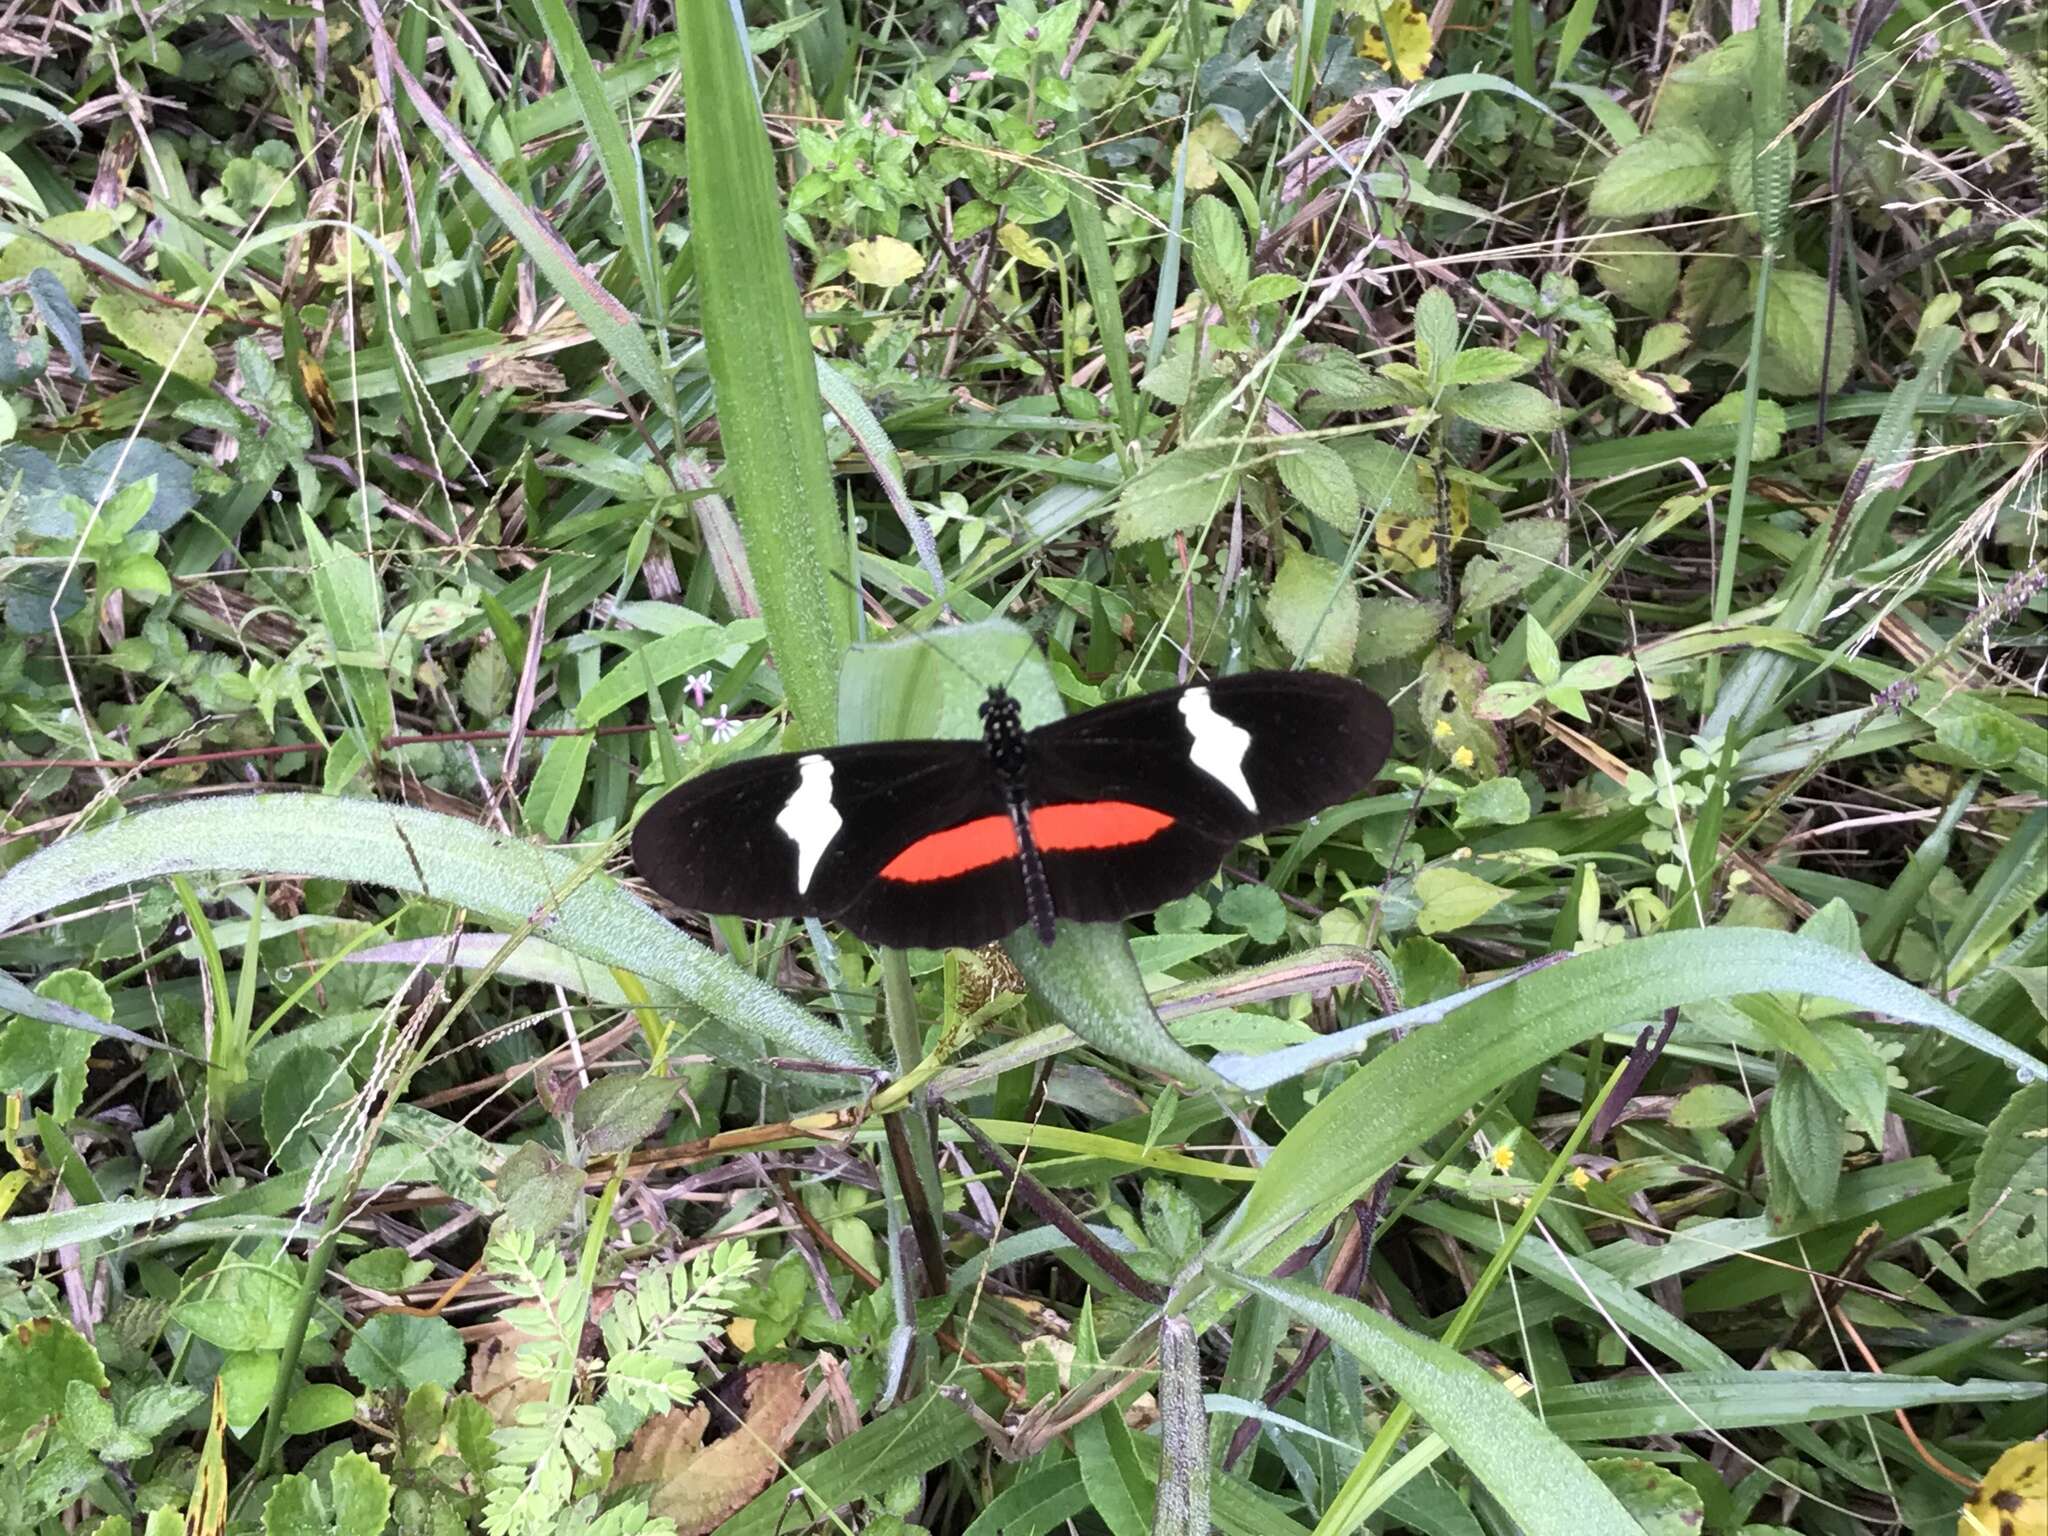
[{"x1": 613, "y1": 1363, "x2": 808, "y2": 1536}]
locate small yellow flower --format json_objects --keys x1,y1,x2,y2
[
  {"x1": 1568, "y1": 1167, "x2": 1593, "y2": 1191},
  {"x1": 1452, "y1": 745, "x2": 1476, "y2": 770},
  {"x1": 1432, "y1": 718, "x2": 1455, "y2": 740},
  {"x1": 1490, "y1": 1144, "x2": 1516, "y2": 1171}
]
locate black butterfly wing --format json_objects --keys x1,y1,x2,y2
[
  {"x1": 1022, "y1": 672, "x2": 1393, "y2": 925},
  {"x1": 631, "y1": 739, "x2": 1017, "y2": 935},
  {"x1": 633, "y1": 672, "x2": 1394, "y2": 948}
]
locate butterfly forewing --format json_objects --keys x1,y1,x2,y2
[{"x1": 630, "y1": 739, "x2": 1000, "y2": 924}]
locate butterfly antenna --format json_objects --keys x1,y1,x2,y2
[{"x1": 830, "y1": 565, "x2": 993, "y2": 690}]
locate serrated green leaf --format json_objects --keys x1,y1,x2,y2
[
  {"x1": 1588, "y1": 128, "x2": 1724, "y2": 217},
  {"x1": 1274, "y1": 438, "x2": 1362, "y2": 531},
  {"x1": 1111, "y1": 447, "x2": 1243, "y2": 545},
  {"x1": 1267, "y1": 548, "x2": 1359, "y2": 671},
  {"x1": 1967, "y1": 1081, "x2": 2048, "y2": 1283},
  {"x1": 1449, "y1": 380, "x2": 1564, "y2": 433},
  {"x1": 1190, "y1": 196, "x2": 1247, "y2": 309},
  {"x1": 1450, "y1": 347, "x2": 1532, "y2": 384}
]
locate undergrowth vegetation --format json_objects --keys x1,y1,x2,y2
[{"x1": 0, "y1": 1, "x2": 2043, "y2": 1534}]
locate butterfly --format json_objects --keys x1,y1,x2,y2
[{"x1": 632, "y1": 670, "x2": 1393, "y2": 950}]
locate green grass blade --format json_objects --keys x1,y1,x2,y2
[
  {"x1": 1214, "y1": 927, "x2": 2046, "y2": 1269},
  {"x1": 678, "y1": 0, "x2": 851, "y2": 745},
  {"x1": 363, "y1": 8, "x2": 670, "y2": 407},
  {"x1": 530, "y1": 0, "x2": 665, "y2": 324}
]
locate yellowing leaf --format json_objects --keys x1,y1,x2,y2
[
  {"x1": 1964, "y1": 1441, "x2": 2047, "y2": 1536},
  {"x1": 1415, "y1": 866, "x2": 1511, "y2": 935},
  {"x1": 1177, "y1": 119, "x2": 1242, "y2": 192},
  {"x1": 91, "y1": 292, "x2": 218, "y2": 384},
  {"x1": 1373, "y1": 473, "x2": 1469, "y2": 571},
  {"x1": 997, "y1": 222, "x2": 1057, "y2": 270},
  {"x1": 1354, "y1": 0, "x2": 1435, "y2": 82},
  {"x1": 844, "y1": 235, "x2": 923, "y2": 287}
]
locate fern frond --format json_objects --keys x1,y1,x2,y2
[{"x1": 598, "y1": 1242, "x2": 756, "y2": 1416}]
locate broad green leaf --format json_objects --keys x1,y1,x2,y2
[
  {"x1": 1267, "y1": 548, "x2": 1359, "y2": 671},
  {"x1": 1275, "y1": 439, "x2": 1362, "y2": 532},
  {"x1": 1758, "y1": 267, "x2": 1856, "y2": 395},
  {"x1": 0, "y1": 1315, "x2": 106, "y2": 1442},
  {"x1": 1671, "y1": 1082, "x2": 1751, "y2": 1129},
  {"x1": 344, "y1": 1315, "x2": 465, "y2": 1393},
  {"x1": 1453, "y1": 777, "x2": 1531, "y2": 829},
  {"x1": 1589, "y1": 1458, "x2": 1705, "y2": 1535},
  {"x1": 1111, "y1": 447, "x2": 1243, "y2": 545},
  {"x1": 261, "y1": 1045, "x2": 352, "y2": 1171},
  {"x1": 998, "y1": 221, "x2": 1057, "y2": 270},
  {"x1": 1190, "y1": 196, "x2": 1247, "y2": 307},
  {"x1": 329, "y1": 1453, "x2": 395, "y2": 1536},
  {"x1": 1413, "y1": 287, "x2": 1458, "y2": 383},
  {"x1": 1354, "y1": 596, "x2": 1442, "y2": 663},
  {"x1": 300, "y1": 514, "x2": 395, "y2": 750},
  {"x1": 1967, "y1": 1081, "x2": 2048, "y2": 1284},
  {"x1": 1449, "y1": 347, "x2": 1531, "y2": 384},
  {"x1": 175, "y1": 1252, "x2": 303, "y2": 1352},
  {"x1": 1587, "y1": 128, "x2": 1724, "y2": 217},
  {"x1": 1457, "y1": 518, "x2": 1567, "y2": 618},
  {"x1": 1176, "y1": 119, "x2": 1242, "y2": 192},
  {"x1": 522, "y1": 729, "x2": 593, "y2": 842},
  {"x1": 1415, "y1": 867, "x2": 1512, "y2": 934},
  {"x1": 1449, "y1": 380, "x2": 1565, "y2": 433},
  {"x1": 1591, "y1": 231, "x2": 1681, "y2": 315},
  {"x1": 90, "y1": 291, "x2": 217, "y2": 383},
  {"x1": 1697, "y1": 393, "x2": 1787, "y2": 460},
  {"x1": 0, "y1": 968, "x2": 102, "y2": 1121}
]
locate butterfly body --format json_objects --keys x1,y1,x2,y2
[{"x1": 631, "y1": 671, "x2": 1393, "y2": 950}]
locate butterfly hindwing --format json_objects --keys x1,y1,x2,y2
[{"x1": 1016, "y1": 672, "x2": 1394, "y2": 926}]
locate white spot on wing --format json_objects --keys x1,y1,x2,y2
[
  {"x1": 775, "y1": 755, "x2": 841, "y2": 894},
  {"x1": 1180, "y1": 688, "x2": 1257, "y2": 812}
]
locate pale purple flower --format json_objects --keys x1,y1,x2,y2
[
  {"x1": 684, "y1": 670, "x2": 715, "y2": 708},
  {"x1": 707, "y1": 707, "x2": 742, "y2": 743}
]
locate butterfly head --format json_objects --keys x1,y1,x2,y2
[{"x1": 978, "y1": 687, "x2": 1028, "y2": 773}]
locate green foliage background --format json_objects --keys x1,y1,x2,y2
[{"x1": 0, "y1": 1, "x2": 2042, "y2": 1534}]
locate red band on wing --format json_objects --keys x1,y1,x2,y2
[
  {"x1": 1031, "y1": 800, "x2": 1174, "y2": 851},
  {"x1": 880, "y1": 815, "x2": 1017, "y2": 882},
  {"x1": 879, "y1": 801, "x2": 1176, "y2": 884}
]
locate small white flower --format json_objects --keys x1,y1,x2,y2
[
  {"x1": 684, "y1": 670, "x2": 715, "y2": 707},
  {"x1": 707, "y1": 707, "x2": 742, "y2": 743}
]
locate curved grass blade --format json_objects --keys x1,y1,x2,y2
[
  {"x1": 1215, "y1": 927, "x2": 2045, "y2": 1269},
  {"x1": 0, "y1": 797, "x2": 874, "y2": 1072},
  {"x1": 1217, "y1": 1268, "x2": 1640, "y2": 1536}
]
